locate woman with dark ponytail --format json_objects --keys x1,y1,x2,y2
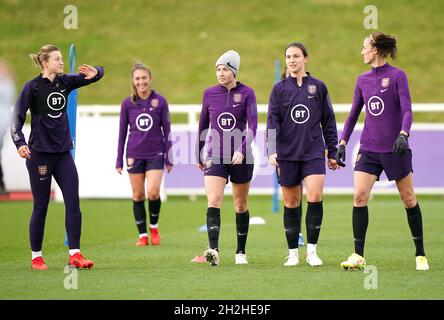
[
  {"x1": 337, "y1": 32, "x2": 429, "y2": 271},
  {"x1": 266, "y1": 42, "x2": 340, "y2": 267}
]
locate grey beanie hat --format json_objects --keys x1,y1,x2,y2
[{"x1": 215, "y1": 50, "x2": 240, "y2": 77}]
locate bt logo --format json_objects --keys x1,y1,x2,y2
[
  {"x1": 46, "y1": 92, "x2": 66, "y2": 118},
  {"x1": 217, "y1": 112, "x2": 236, "y2": 131},
  {"x1": 136, "y1": 113, "x2": 153, "y2": 132},
  {"x1": 291, "y1": 104, "x2": 310, "y2": 124},
  {"x1": 367, "y1": 96, "x2": 384, "y2": 116}
]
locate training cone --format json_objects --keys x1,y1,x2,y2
[
  {"x1": 190, "y1": 255, "x2": 207, "y2": 263},
  {"x1": 249, "y1": 216, "x2": 266, "y2": 225}
]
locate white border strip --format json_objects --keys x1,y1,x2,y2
[
  {"x1": 163, "y1": 188, "x2": 444, "y2": 196},
  {"x1": 77, "y1": 103, "x2": 444, "y2": 114}
]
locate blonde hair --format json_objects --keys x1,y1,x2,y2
[
  {"x1": 130, "y1": 63, "x2": 152, "y2": 103},
  {"x1": 29, "y1": 44, "x2": 60, "y2": 70}
]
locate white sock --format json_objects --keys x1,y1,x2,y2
[
  {"x1": 307, "y1": 243, "x2": 317, "y2": 255},
  {"x1": 149, "y1": 224, "x2": 158, "y2": 229},
  {"x1": 32, "y1": 251, "x2": 42, "y2": 260},
  {"x1": 139, "y1": 233, "x2": 148, "y2": 238},
  {"x1": 69, "y1": 249, "x2": 80, "y2": 256},
  {"x1": 289, "y1": 248, "x2": 299, "y2": 257}
]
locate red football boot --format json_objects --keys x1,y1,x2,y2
[
  {"x1": 68, "y1": 252, "x2": 94, "y2": 269},
  {"x1": 31, "y1": 257, "x2": 48, "y2": 270},
  {"x1": 135, "y1": 235, "x2": 149, "y2": 246},
  {"x1": 150, "y1": 228, "x2": 160, "y2": 245}
]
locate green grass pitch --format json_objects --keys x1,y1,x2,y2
[{"x1": 0, "y1": 195, "x2": 443, "y2": 300}]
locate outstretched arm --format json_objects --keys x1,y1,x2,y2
[{"x1": 66, "y1": 65, "x2": 105, "y2": 90}]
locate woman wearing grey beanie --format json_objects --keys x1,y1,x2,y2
[{"x1": 196, "y1": 50, "x2": 258, "y2": 266}]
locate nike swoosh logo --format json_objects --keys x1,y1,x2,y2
[
  {"x1": 40, "y1": 177, "x2": 48, "y2": 181},
  {"x1": 226, "y1": 62, "x2": 238, "y2": 70},
  {"x1": 61, "y1": 89, "x2": 66, "y2": 92},
  {"x1": 308, "y1": 95, "x2": 315, "y2": 99},
  {"x1": 381, "y1": 89, "x2": 388, "y2": 92},
  {"x1": 233, "y1": 104, "x2": 240, "y2": 108},
  {"x1": 127, "y1": 166, "x2": 133, "y2": 169}
]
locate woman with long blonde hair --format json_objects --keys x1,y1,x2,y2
[{"x1": 116, "y1": 63, "x2": 173, "y2": 247}]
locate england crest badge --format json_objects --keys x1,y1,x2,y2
[
  {"x1": 308, "y1": 85, "x2": 317, "y2": 95},
  {"x1": 151, "y1": 99, "x2": 159, "y2": 108},
  {"x1": 38, "y1": 165, "x2": 47, "y2": 176},
  {"x1": 233, "y1": 93, "x2": 242, "y2": 103}
]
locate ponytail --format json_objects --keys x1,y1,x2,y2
[
  {"x1": 29, "y1": 44, "x2": 59, "y2": 70},
  {"x1": 369, "y1": 32, "x2": 397, "y2": 59}
]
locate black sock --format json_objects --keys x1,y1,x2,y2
[
  {"x1": 406, "y1": 203, "x2": 425, "y2": 256},
  {"x1": 207, "y1": 207, "x2": 221, "y2": 250},
  {"x1": 0, "y1": 164, "x2": 5, "y2": 190},
  {"x1": 133, "y1": 200, "x2": 147, "y2": 234},
  {"x1": 353, "y1": 206, "x2": 369, "y2": 257},
  {"x1": 284, "y1": 206, "x2": 301, "y2": 249},
  {"x1": 148, "y1": 198, "x2": 161, "y2": 226},
  {"x1": 306, "y1": 201, "x2": 323, "y2": 244},
  {"x1": 236, "y1": 210, "x2": 250, "y2": 254},
  {"x1": 299, "y1": 201, "x2": 303, "y2": 231}
]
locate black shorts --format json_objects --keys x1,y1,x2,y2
[
  {"x1": 276, "y1": 158, "x2": 325, "y2": 187},
  {"x1": 354, "y1": 149, "x2": 413, "y2": 181},
  {"x1": 204, "y1": 159, "x2": 254, "y2": 184},
  {"x1": 127, "y1": 158, "x2": 164, "y2": 174}
]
